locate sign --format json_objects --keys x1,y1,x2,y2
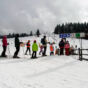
[
  {"x1": 59, "y1": 33, "x2": 85, "y2": 38},
  {"x1": 59, "y1": 34, "x2": 70, "y2": 38},
  {"x1": 80, "y1": 33, "x2": 85, "y2": 37},
  {"x1": 71, "y1": 33, "x2": 75, "y2": 38},
  {"x1": 76, "y1": 33, "x2": 80, "y2": 38}
]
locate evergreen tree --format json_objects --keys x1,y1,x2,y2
[
  {"x1": 54, "y1": 22, "x2": 88, "y2": 34},
  {"x1": 36, "y1": 29, "x2": 40, "y2": 37},
  {"x1": 30, "y1": 31, "x2": 33, "y2": 36},
  {"x1": 54, "y1": 25, "x2": 59, "y2": 34}
]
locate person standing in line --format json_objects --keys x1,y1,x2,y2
[
  {"x1": 13, "y1": 34, "x2": 21, "y2": 58},
  {"x1": 41, "y1": 36, "x2": 47, "y2": 56},
  {"x1": 50, "y1": 43, "x2": 54, "y2": 55},
  {"x1": 59, "y1": 38, "x2": 65, "y2": 55},
  {"x1": 32, "y1": 40, "x2": 38, "y2": 58},
  {"x1": 25, "y1": 40, "x2": 31, "y2": 55},
  {"x1": 1, "y1": 35, "x2": 8, "y2": 57},
  {"x1": 39, "y1": 43, "x2": 43, "y2": 55},
  {"x1": 65, "y1": 41, "x2": 70, "y2": 55}
]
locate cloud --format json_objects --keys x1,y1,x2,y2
[{"x1": 0, "y1": 0, "x2": 88, "y2": 34}]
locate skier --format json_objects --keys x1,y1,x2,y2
[
  {"x1": 32, "y1": 40, "x2": 38, "y2": 58},
  {"x1": 13, "y1": 34, "x2": 21, "y2": 58},
  {"x1": 50, "y1": 43, "x2": 54, "y2": 55},
  {"x1": 25, "y1": 40, "x2": 31, "y2": 55},
  {"x1": 1, "y1": 35, "x2": 8, "y2": 57},
  {"x1": 41, "y1": 36, "x2": 47, "y2": 56},
  {"x1": 65, "y1": 41, "x2": 70, "y2": 55},
  {"x1": 39, "y1": 43, "x2": 43, "y2": 55},
  {"x1": 59, "y1": 38, "x2": 65, "y2": 55},
  {"x1": 55, "y1": 46, "x2": 59, "y2": 55}
]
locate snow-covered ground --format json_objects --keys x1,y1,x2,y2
[{"x1": 0, "y1": 35, "x2": 88, "y2": 88}]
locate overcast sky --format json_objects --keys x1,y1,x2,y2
[{"x1": 0, "y1": 0, "x2": 88, "y2": 34}]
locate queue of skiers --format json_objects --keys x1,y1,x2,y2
[{"x1": 0, "y1": 34, "x2": 75, "y2": 58}]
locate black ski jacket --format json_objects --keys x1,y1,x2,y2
[{"x1": 15, "y1": 36, "x2": 20, "y2": 47}]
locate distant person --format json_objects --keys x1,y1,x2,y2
[
  {"x1": 59, "y1": 38, "x2": 65, "y2": 55},
  {"x1": 1, "y1": 35, "x2": 8, "y2": 57},
  {"x1": 32, "y1": 40, "x2": 38, "y2": 58},
  {"x1": 25, "y1": 40, "x2": 31, "y2": 55},
  {"x1": 13, "y1": 34, "x2": 21, "y2": 58},
  {"x1": 41, "y1": 36, "x2": 47, "y2": 56},
  {"x1": 65, "y1": 41, "x2": 70, "y2": 55}
]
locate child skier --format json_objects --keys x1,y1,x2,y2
[
  {"x1": 50, "y1": 43, "x2": 54, "y2": 55},
  {"x1": 39, "y1": 43, "x2": 43, "y2": 55},
  {"x1": 32, "y1": 40, "x2": 38, "y2": 58},
  {"x1": 65, "y1": 41, "x2": 70, "y2": 55},
  {"x1": 55, "y1": 46, "x2": 59, "y2": 55},
  {"x1": 25, "y1": 40, "x2": 31, "y2": 55}
]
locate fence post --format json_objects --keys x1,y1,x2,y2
[
  {"x1": 78, "y1": 48, "x2": 82, "y2": 61},
  {"x1": 78, "y1": 48, "x2": 80, "y2": 60},
  {"x1": 80, "y1": 49, "x2": 82, "y2": 60}
]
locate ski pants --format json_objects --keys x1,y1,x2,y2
[
  {"x1": 50, "y1": 51, "x2": 54, "y2": 55},
  {"x1": 25, "y1": 47, "x2": 31, "y2": 54},
  {"x1": 42, "y1": 46, "x2": 47, "y2": 56},
  {"x1": 65, "y1": 48, "x2": 70, "y2": 55},
  {"x1": 1, "y1": 46, "x2": 7, "y2": 56},
  {"x1": 32, "y1": 51, "x2": 37, "y2": 58},
  {"x1": 60, "y1": 48, "x2": 64, "y2": 55},
  {"x1": 14, "y1": 46, "x2": 20, "y2": 57}
]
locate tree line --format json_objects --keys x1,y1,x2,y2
[
  {"x1": 54, "y1": 22, "x2": 88, "y2": 34},
  {"x1": 0, "y1": 29, "x2": 41, "y2": 39}
]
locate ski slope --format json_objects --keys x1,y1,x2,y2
[{"x1": 0, "y1": 35, "x2": 88, "y2": 88}]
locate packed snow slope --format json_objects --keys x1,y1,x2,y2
[{"x1": 0, "y1": 35, "x2": 88, "y2": 88}]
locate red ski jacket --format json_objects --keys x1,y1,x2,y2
[
  {"x1": 50, "y1": 45, "x2": 54, "y2": 52},
  {"x1": 2, "y1": 36, "x2": 7, "y2": 47}
]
